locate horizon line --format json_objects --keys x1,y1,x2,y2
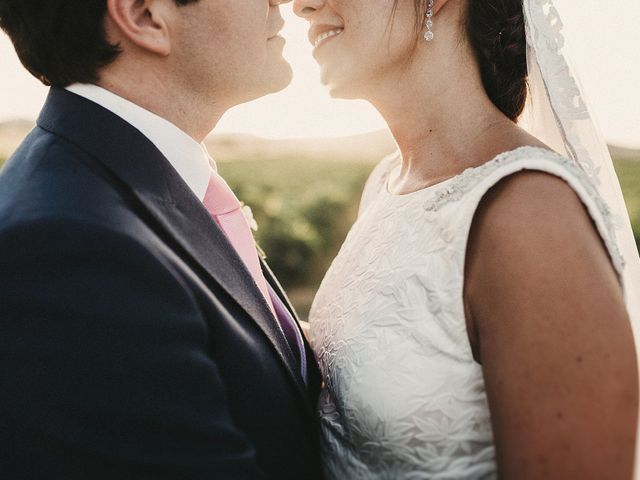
[{"x1": 1, "y1": 116, "x2": 639, "y2": 151}]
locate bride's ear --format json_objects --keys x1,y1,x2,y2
[
  {"x1": 105, "y1": 0, "x2": 173, "y2": 56},
  {"x1": 432, "y1": 0, "x2": 452, "y2": 16}
]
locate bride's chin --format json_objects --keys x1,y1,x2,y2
[
  {"x1": 326, "y1": 79, "x2": 369, "y2": 100},
  {"x1": 320, "y1": 71, "x2": 361, "y2": 100},
  {"x1": 328, "y1": 85, "x2": 360, "y2": 100}
]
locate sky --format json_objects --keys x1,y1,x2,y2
[{"x1": 0, "y1": 0, "x2": 639, "y2": 147}]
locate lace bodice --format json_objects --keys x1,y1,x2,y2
[{"x1": 309, "y1": 146, "x2": 622, "y2": 480}]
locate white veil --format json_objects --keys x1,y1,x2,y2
[{"x1": 520, "y1": 0, "x2": 640, "y2": 473}]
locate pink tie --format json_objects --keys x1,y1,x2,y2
[
  {"x1": 203, "y1": 171, "x2": 275, "y2": 314},
  {"x1": 203, "y1": 169, "x2": 307, "y2": 382}
]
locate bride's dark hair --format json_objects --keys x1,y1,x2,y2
[
  {"x1": 466, "y1": 0, "x2": 528, "y2": 121},
  {"x1": 400, "y1": 0, "x2": 528, "y2": 121}
]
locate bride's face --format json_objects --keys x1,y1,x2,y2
[{"x1": 293, "y1": 0, "x2": 421, "y2": 98}]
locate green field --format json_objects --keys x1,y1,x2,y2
[
  {"x1": 615, "y1": 158, "x2": 640, "y2": 245},
  {"x1": 218, "y1": 158, "x2": 371, "y2": 316},
  {"x1": 1, "y1": 154, "x2": 638, "y2": 318}
]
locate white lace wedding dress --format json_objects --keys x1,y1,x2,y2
[{"x1": 309, "y1": 146, "x2": 624, "y2": 480}]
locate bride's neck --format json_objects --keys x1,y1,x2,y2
[{"x1": 367, "y1": 38, "x2": 513, "y2": 188}]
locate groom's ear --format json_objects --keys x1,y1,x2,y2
[{"x1": 105, "y1": 0, "x2": 173, "y2": 56}]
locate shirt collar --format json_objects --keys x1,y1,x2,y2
[{"x1": 65, "y1": 83, "x2": 211, "y2": 201}]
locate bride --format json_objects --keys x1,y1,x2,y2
[{"x1": 293, "y1": 0, "x2": 640, "y2": 478}]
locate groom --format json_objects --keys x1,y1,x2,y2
[{"x1": 0, "y1": 1, "x2": 323, "y2": 479}]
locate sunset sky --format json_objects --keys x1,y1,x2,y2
[{"x1": 0, "y1": 0, "x2": 639, "y2": 147}]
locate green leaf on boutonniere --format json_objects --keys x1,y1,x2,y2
[{"x1": 256, "y1": 242, "x2": 267, "y2": 261}]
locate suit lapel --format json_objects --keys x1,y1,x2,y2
[
  {"x1": 144, "y1": 196, "x2": 308, "y2": 399},
  {"x1": 37, "y1": 88, "x2": 309, "y2": 402},
  {"x1": 262, "y1": 260, "x2": 323, "y2": 400},
  {"x1": 261, "y1": 259, "x2": 300, "y2": 323}
]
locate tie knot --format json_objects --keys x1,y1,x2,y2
[{"x1": 203, "y1": 171, "x2": 241, "y2": 216}]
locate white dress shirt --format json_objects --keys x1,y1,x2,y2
[{"x1": 65, "y1": 83, "x2": 211, "y2": 201}]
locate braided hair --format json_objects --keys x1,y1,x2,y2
[{"x1": 466, "y1": 0, "x2": 528, "y2": 121}]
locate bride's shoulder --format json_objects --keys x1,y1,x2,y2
[
  {"x1": 431, "y1": 146, "x2": 598, "y2": 211},
  {"x1": 463, "y1": 145, "x2": 625, "y2": 275},
  {"x1": 470, "y1": 146, "x2": 609, "y2": 223},
  {"x1": 467, "y1": 145, "x2": 585, "y2": 189}
]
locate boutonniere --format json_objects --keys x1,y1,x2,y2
[
  {"x1": 239, "y1": 201, "x2": 267, "y2": 260},
  {"x1": 239, "y1": 202, "x2": 258, "y2": 232}
]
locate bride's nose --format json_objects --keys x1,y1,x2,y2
[{"x1": 293, "y1": 0, "x2": 324, "y2": 18}]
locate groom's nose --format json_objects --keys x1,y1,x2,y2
[
  {"x1": 293, "y1": 0, "x2": 324, "y2": 18},
  {"x1": 270, "y1": 0, "x2": 292, "y2": 5}
]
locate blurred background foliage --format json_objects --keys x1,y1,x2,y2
[
  {"x1": 218, "y1": 158, "x2": 371, "y2": 317},
  {"x1": 615, "y1": 158, "x2": 640, "y2": 249},
  {"x1": 1, "y1": 151, "x2": 639, "y2": 319}
]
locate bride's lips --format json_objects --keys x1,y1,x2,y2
[{"x1": 309, "y1": 24, "x2": 344, "y2": 50}]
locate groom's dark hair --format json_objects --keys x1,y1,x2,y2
[{"x1": 0, "y1": 0, "x2": 199, "y2": 88}]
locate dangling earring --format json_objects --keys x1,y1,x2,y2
[{"x1": 424, "y1": 0, "x2": 434, "y2": 42}]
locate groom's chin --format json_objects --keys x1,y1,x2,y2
[
  {"x1": 243, "y1": 60, "x2": 293, "y2": 103},
  {"x1": 270, "y1": 58, "x2": 294, "y2": 93}
]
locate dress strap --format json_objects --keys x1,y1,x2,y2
[{"x1": 436, "y1": 146, "x2": 626, "y2": 284}]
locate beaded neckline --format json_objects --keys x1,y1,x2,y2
[
  {"x1": 379, "y1": 144, "x2": 625, "y2": 277},
  {"x1": 383, "y1": 145, "x2": 558, "y2": 199}
]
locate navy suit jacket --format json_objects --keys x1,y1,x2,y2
[{"x1": 0, "y1": 88, "x2": 323, "y2": 479}]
